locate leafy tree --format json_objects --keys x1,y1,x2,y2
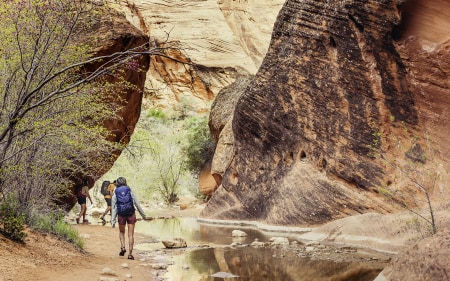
[
  {"x1": 109, "y1": 109, "x2": 208, "y2": 204},
  {"x1": 125, "y1": 117, "x2": 186, "y2": 204},
  {"x1": 0, "y1": 0, "x2": 150, "y2": 227},
  {"x1": 181, "y1": 116, "x2": 215, "y2": 173}
]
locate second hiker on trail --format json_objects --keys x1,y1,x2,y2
[
  {"x1": 99, "y1": 180, "x2": 116, "y2": 225},
  {"x1": 111, "y1": 177, "x2": 147, "y2": 260},
  {"x1": 75, "y1": 179, "x2": 92, "y2": 224}
]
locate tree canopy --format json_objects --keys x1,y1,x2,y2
[{"x1": 0, "y1": 0, "x2": 147, "y2": 218}]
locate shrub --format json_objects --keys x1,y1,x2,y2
[
  {"x1": 146, "y1": 108, "x2": 167, "y2": 119},
  {"x1": 29, "y1": 211, "x2": 84, "y2": 249},
  {"x1": 0, "y1": 195, "x2": 27, "y2": 242},
  {"x1": 182, "y1": 116, "x2": 216, "y2": 173}
]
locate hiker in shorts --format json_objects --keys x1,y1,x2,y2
[
  {"x1": 99, "y1": 180, "x2": 116, "y2": 225},
  {"x1": 75, "y1": 179, "x2": 92, "y2": 224},
  {"x1": 111, "y1": 177, "x2": 147, "y2": 260}
]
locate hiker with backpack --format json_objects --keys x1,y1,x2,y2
[
  {"x1": 99, "y1": 180, "x2": 116, "y2": 225},
  {"x1": 75, "y1": 179, "x2": 92, "y2": 224},
  {"x1": 111, "y1": 177, "x2": 147, "y2": 260}
]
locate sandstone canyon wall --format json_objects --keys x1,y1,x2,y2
[
  {"x1": 110, "y1": 0, "x2": 285, "y2": 113},
  {"x1": 108, "y1": 0, "x2": 285, "y2": 195},
  {"x1": 202, "y1": 0, "x2": 450, "y2": 225},
  {"x1": 67, "y1": 5, "x2": 150, "y2": 207},
  {"x1": 86, "y1": 7, "x2": 150, "y2": 146}
]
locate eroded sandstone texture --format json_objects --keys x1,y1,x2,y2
[
  {"x1": 84, "y1": 7, "x2": 150, "y2": 146},
  {"x1": 110, "y1": 0, "x2": 284, "y2": 113},
  {"x1": 67, "y1": 6, "x2": 150, "y2": 207},
  {"x1": 202, "y1": 0, "x2": 450, "y2": 225}
]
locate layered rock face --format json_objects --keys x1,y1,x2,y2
[
  {"x1": 86, "y1": 7, "x2": 150, "y2": 145},
  {"x1": 203, "y1": 0, "x2": 450, "y2": 225},
  {"x1": 67, "y1": 6, "x2": 150, "y2": 206},
  {"x1": 110, "y1": 0, "x2": 284, "y2": 113}
]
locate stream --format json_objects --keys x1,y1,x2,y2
[{"x1": 134, "y1": 217, "x2": 387, "y2": 281}]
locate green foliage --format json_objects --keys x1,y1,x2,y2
[
  {"x1": 0, "y1": 195, "x2": 27, "y2": 242},
  {"x1": 181, "y1": 116, "x2": 215, "y2": 173},
  {"x1": 146, "y1": 108, "x2": 167, "y2": 119},
  {"x1": 29, "y1": 211, "x2": 84, "y2": 249},
  {"x1": 0, "y1": 0, "x2": 147, "y2": 243},
  {"x1": 101, "y1": 111, "x2": 204, "y2": 204}
]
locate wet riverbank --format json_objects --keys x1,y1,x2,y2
[{"x1": 133, "y1": 217, "x2": 391, "y2": 281}]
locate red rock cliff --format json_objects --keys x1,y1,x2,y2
[
  {"x1": 202, "y1": 0, "x2": 450, "y2": 225},
  {"x1": 67, "y1": 6, "x2": 150, "y2": 206}
]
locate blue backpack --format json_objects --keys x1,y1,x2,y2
[{"x1": 115, "y1": 186, "x2": 135, "y2": 216}]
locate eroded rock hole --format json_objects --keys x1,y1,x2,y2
[
  {"x1": 300, "y1": 151, "x2": 307, "y2": 162},
  {"x1": 329, "y1": 36, "x2": 336, "y2": 47}
]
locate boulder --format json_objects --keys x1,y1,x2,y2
[{"x1": 162, "y1": 238, "x2": 187, "y2": 249}]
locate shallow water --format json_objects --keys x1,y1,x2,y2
[{"x1": 134, "y1": 217, "x2": 384, "y2": 281}]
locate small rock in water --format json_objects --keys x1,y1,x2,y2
[
  {"x1": 305, "y1": 246, "x2": 315, "y2": 252},
  {"x1": 182, "y1": 264, "x2": 190, "y2": 270},
  {"x1": 162, "y1": 237, "x2": 187, "y2": 248},
  {"x1": 210, "y1": 272, "x2": 239, "y2": 278},
  {"x1": 231, "y1": 230, "x2": 247, "y2": 237},
  {"x1": 269, "y1": 237, "x2": 289, "y2": 245},
  {"x1": 152, "y1": 263, "x2": 169, "y2": 270},
  {"x1": 251, "y1": 240, "x2": 265, "y2": 248}
]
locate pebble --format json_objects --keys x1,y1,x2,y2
[{"x1": 101, "y1": 267, "x2": 117, "y2": 276}]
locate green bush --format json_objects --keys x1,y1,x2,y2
[
  {"x1": 146, "y1": 108, "x2": 167, "y2": 119},
  {"x1": 0, "y1": 195, "x2": 27, "y2": 242},
  {"x1": 182, "y1": 116, "x2": 215, "y2": 173},
  {"x1": 52, "y1": 220, "x2": 84, "y2": 249},
  {"x1": 29, "y1": 211, "x2": 84, "y2": 249}
]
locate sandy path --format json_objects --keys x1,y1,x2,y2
[
  {"x1": 0, "y1": 222, "x2": 163, "y2": 281},
  {"x1": 0, "y1": 199, "x2": 205, "y2": 281}
]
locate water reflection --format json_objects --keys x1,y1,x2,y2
[
  {"x1": 135, "y1": 217, "x2": 292, "y2": 246},
  {"x1": 134, "y1": 218, "x2": 384, "y2": 281},
  {"x1": 168, "y1": 247, "x2": 382, "y2": 281}
]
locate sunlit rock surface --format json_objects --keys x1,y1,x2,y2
[
  {"x1": 202, "y1": 0, "x2": 450, "y2": 225},
  {"x1": 109, "y1": 0, "x2": 284, "y2": 112}
]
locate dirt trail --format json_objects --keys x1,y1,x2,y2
[
  {"x1": 0, "y1": 222, "x2": 163, "y2": 281},
  {"x1": 0, "y1": 199, "x2": 205, "y2": 281}
]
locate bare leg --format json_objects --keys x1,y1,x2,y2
[
  {"x1": 100, "y1": 206, "x2": 111, "y2": 219},
  {"x1": 119, "y1": 224, "x2": 126, "y2": 249},
  {"x1": 128, "y1": 223, "x2": 135, "y2": 256},
  {"x1": 76, "y1": 204, "x2": 81, "y2": 223},
  {"x1": 81, "y1": 204, "x2": 87, "y2": 221},
  {"x1": 77, "y1": 204, "x2": 86, "y2": 222}
]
